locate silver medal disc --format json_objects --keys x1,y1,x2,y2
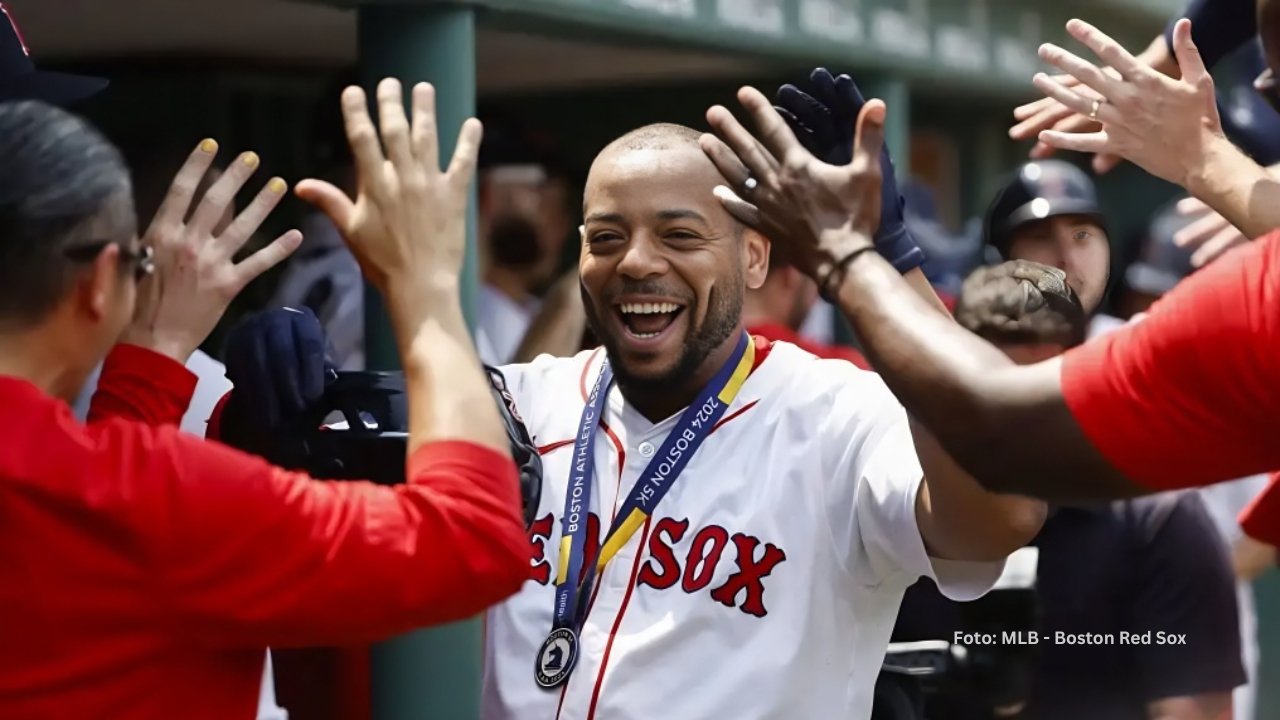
[{"x1": 534, "y1": 627, "x2": 579, "y2": 689}]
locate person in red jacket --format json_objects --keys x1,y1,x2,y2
[
  {"x1": 696, "y1": 24, "x2": 1280, "y2": 545},
  {"x1": 0, "y1": 81, "x2": 529, "y2": 720},
  {"x1": 743, "y1": 244, "x2": 871, "y2": 367}
]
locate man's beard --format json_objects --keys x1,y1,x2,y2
[{"x1": 582, "y1": 275, "x2": 744, "y2": 399}]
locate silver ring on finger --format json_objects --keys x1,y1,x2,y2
[{"x1": 743, "y1": 176, "x2": 759, "y2": 193}]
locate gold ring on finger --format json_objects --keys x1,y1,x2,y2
[{"x1": 1088, "y1": 98, "x2": 1103, "y2": 121}]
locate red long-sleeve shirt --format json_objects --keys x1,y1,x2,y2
[
  {"x1": 1060, "y1": 229, "x2": 1280, "y2": 544},
  {"x1": 0, "y1": 344, "x2": 529, "y2": 719}
]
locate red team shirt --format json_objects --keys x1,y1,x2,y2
[
  {"x1": 0, "y1": 344, "x2": 528, "y2": 719},
  {"x1": 746, "y1": 322, "x2": 871, "y2": 368},
  {"x1": 1061, "y1": 229, "x2": 1280, "y2": 545}
]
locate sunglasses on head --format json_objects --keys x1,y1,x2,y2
[{"x1": 63, "y1": 241, "x2": 155, "y2": 283}]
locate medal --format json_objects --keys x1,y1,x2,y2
[
  {"x1": 534, "y1": 333, "x2": 756, "y2": 689},
  {"x1": 534, "y1": 627, "x2": 580, "y2": 689}
]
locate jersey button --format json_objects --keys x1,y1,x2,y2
[{"x1": 638, "y1": 441, "x2": 656, "y2": 457}]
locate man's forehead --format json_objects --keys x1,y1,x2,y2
[{"x1": 584, "y1": 144, "x2": 725, "y2": 214}]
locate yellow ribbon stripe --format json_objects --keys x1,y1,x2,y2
[
  {"x1": 561, "y1": 337, "x2": 756, "y2": 586},
  {"x1": 556, "y1": 536, "x2": 573, "y2": 585},
  {"x1": 718, "y1": 340, "x2": 755, "y2": 403},
  {"x1": 596, "y1": 507, "x2": 649, "y2": 572}
]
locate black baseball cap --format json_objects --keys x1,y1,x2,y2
[
  {"x1": 984, "y1": 160, "x2": 1104, "y2": 255},
  {"x1": 0, "y1": 3, "x2": 107, "y2": 105}
]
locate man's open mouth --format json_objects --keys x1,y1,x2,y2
[{"x1": 616, "y1": 301, "x2": 686, "y2": 339}]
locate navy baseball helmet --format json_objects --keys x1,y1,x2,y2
[
  {"x1": 1125, "y1": 199, "x2": 1197, "y2": 297},
  {"x1": 984, "y1": 160, "x2": 1104, "y2": 256},
  {"x1": 0, "y1": 4, "x2": 107, "y2": 105},
  {"x1": 1218, "y1": 40, "x2": 1280, "y2": 165}
]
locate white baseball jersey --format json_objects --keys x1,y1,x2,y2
[{"x1": 483, "y1": 339, "x2": 1004, "y2": 719}]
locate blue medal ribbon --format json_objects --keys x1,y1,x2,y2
[{"x1": 549, "y1": 332, "x2": 756, "y2": 637}]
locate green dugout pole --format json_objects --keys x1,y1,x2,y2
[
  {"x1": 833, "y1": 76, "x2": 911, "y2": 349},
  {"x1": 358, "y1": 4, "x2": 483, "y2": 719}
]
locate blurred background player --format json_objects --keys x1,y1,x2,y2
[
  {"x1": 270, "y1": 79, "x2": 364, "y2": 370},
  {"x1": 743, "y1": 243, "x2": 870, "y2": 367},
  {"x1": 905, "y1": 179, "x2": 984, "y2": 310},
  {"x1": 473, "y1": 149, "x2": 583, "y2": 365},
  {"x1": 1114, "y1": 198, "x2": 1198, "y2": 319},
  {"x1": 892, "y1": 260, "x2": 1245, "y2": 720},
  {"x1": 983, "y1": 159, "x2": 1124, "y2": 337}
]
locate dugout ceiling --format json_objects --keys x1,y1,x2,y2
[{"x1": 14, "y1": 0, "x2": 1170, "y2": 98}]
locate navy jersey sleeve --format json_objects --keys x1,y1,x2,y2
[
  {"x1": 1124, "y1": 492, "x2": 1246, "y2": 702},
  {"x1": 1165, "y1": 0, "x2": 1258, "y2": 70}
]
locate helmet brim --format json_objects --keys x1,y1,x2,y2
[
  {"x1": 990, "y1": 198, "x2": 1105, "y2": 254},
  {"x1": 1002, "y1": 198, "x2": 1103, "y2": 235}
]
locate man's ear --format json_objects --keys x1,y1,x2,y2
[
  {"x1": 77, "y1": 244, "x2": 122, "y2": 322},
  {"x1": 744, "y1": 229, "x2": 770, "y2": 291}
]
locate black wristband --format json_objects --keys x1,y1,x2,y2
[{"x1": 818, "y1": 246, "x2": 877, "y2": 303}]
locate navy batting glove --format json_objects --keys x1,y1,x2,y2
[
  {"x1": 776, "y1": 68, "x2": 925, "y2": 274},
  {"x1": 223, "y1": 307, "x2": 337, "y2": 434}
]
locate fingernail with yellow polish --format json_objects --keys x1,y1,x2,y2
[
  {"x1": 200, "y1": 139, "x2": 218, "y2": 153},
  {"x1": 242, "y1": 152, "x2": 260, "y2": 169},
  {"x1": 268, "y1": 177, "x2": 286, "y2": 194}
]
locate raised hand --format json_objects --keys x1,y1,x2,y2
[
  {"x1": 122, "y1": 141, "x2": 302, "y2": 363},
  {"x1": 1030, "y1": 19, "x2": 1223, "y2": 190},
  {"x1": 295, "y1": 79, "x2": 508, "y2": 456},
  {"x1": 700, "y1": 86, "x2": 888, "y2": 297},
  {"x1": 295, "y1": 79, "x2": 482, "y2": 297},
  {"x1": 1010, "y1": 72, "x2": 1119, "y2": 172},
  {"x1": 774, "y1": 68, "x2": 922, "y2": 274},
  {"x1": 1174, "y1": 196, "x2": 1250, "y2": 268},
  {"x1": 775, "y1": 68, "x2": 861, "y2": 165},
  {"x1": 1009, "y1": 34, "x2": 1175, "y2": 174}
]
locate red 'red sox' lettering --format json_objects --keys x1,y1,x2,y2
[
  {"x1": 639, "y1": 517, "x2": 786, "y2": 617},
  {"x1": 528, "y1": 513, "x2": 554, "y2": 585},
  {"x1": 682, "y1": 525, "x2": 730, "y2": 592},
  {"x1": 636, "y1": 517, "x2": 689, "y2": 589},
  {"x1": 528, "y1": 514, "x2": 786, "y2": 617},
  {"x1": 709, "y1": 533, "x2": 787, "y2": 618}
]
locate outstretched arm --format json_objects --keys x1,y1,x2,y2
[
  {"x1": 702, "y1": 79, "x2": 1280, "y2": 502},
  {"x1": 826, "y1": 239, "x2": 1135, "y2": 500},
  {"x1": 706, "y1": 77, "x2": 1046, "y2": 558},
  {"x1": 1034, "y1": 19, "x2": 1280, "y2": 240}
]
